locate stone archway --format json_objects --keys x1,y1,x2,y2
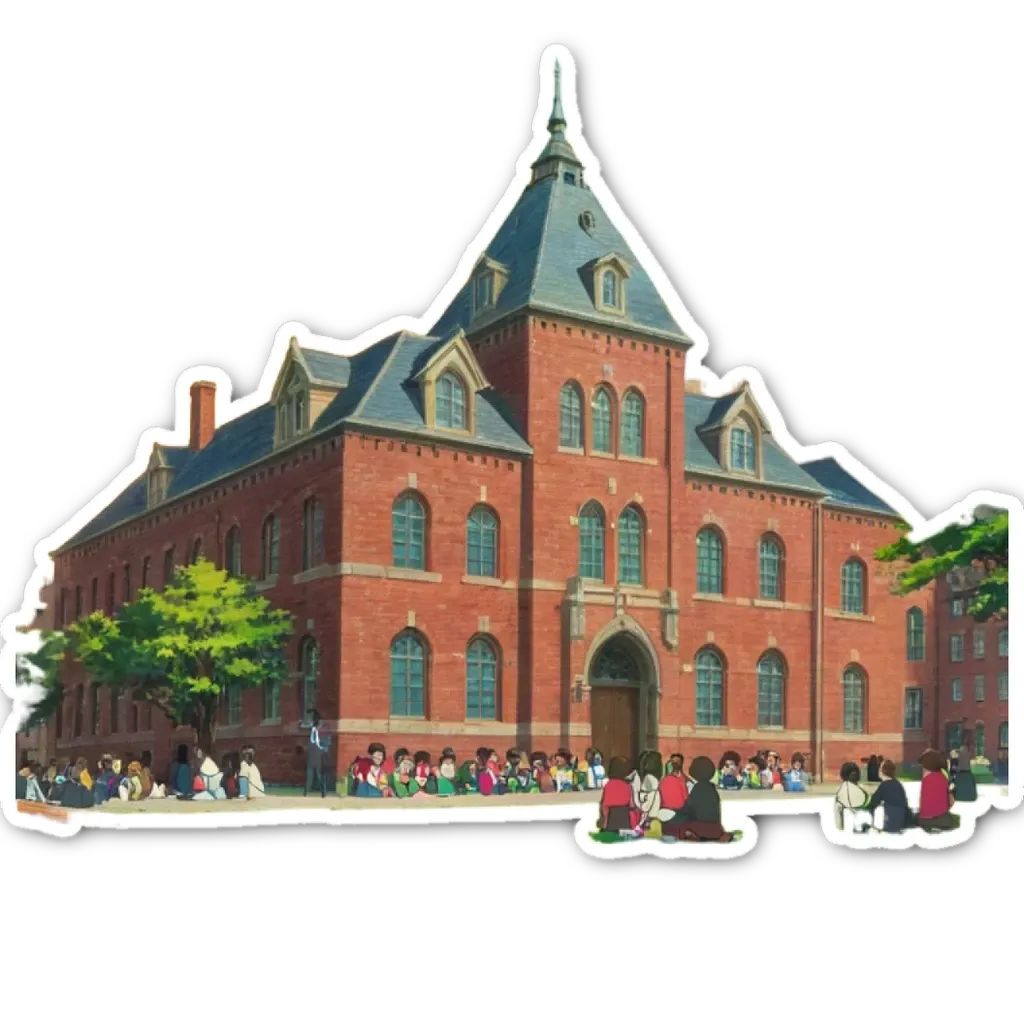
[{"x1": 585, "y1": 617, "x2": 660, "y2": 770}]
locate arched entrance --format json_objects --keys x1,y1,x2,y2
[{"x1": 586, "y1": 623, "x2": 659, "y2": 770}]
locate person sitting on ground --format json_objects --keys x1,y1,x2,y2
[
  {"x1": 169, "y1": 744, "x2": 193, "y2": 797},
  {"x1": 864, "y1": 754, "x2": 882, "y2": 784},
  {"x1": 391, "y1": 749, "x2": 416, "y2": 798},
  {"x1": 238, "y1": 746, "x2": 265, "y2": 799},
  {"x1": 952, "y1": 744, "x2": 978, "y2": 803},
  {"x1": 551, "y1": 748, "x2": 575, "y2": 793},
  {"x1": 598, "y1": 755, "x2": 641, "y2": 835},
  {"x1": 456, "y1": 759, "x2": 478, "y2": 795},
  {"x1": 657, "y1": 755, "x2": 689, "y2": 837},
  {"x1": 18, "y1": 765, "x2": 46, "y2": 803},
  {"x1": 60, "y1": 761, "x2": 94, "y2": 809},
  {"x1": 917, "y1": 749, "x2": 961, "y2": 832},
  {"x1": 512, "y1": 751, "x2": 535, "y2": 793},
  {"x1": 412, "y1": 750, "x2": 435, "y2": 796},
  {"x1": 583, "y1": 747, "x2": 607, "y2": 790},
  {"x1": 662, "y1": 755, "x2": 735, "y2": 842},
  {"x1": 766, "y1": 752, "x2": 784, "y2": 791},
  {"x1": 834, "y1": 762, "x2": 872, "y2": 833},
  {"x1": 742, "y1": 756, "x2": 764, "y2": 789},
  {"x1": 531, "y1": 752, "x2": 555, "y2": 793},
  {"x1": 632, "y1": 750, "x2": 663, "y2": 835},
  {"x1": 92, "y1": 755, "x2": 115, "y2": 805},
  {"x1": 192, "y1": 749, "x2": 226, "y2": 800},
  {"x1": 139, "y1": 750, "x2": 166, "y2": 799},
  {"x1": 353, "y1": 743, "x2": 388, "y2": 798},
  {"x1": 75, "y1": 757, "x2": 94, "y2": 793},
  {"x1": 718, "y1": 751, "x2": 743, "y2": 790},
  {"x1": 786, "y1": 753, "x2": 809, "y2": 793},
  {"x1": 866, "y1": 759, "x2": 910, "y2": 833},
  {"x1": 435, "y1": 749, "x2": 458, "y2": 796},
  {"x1": 665, "y1": 753, "x2": 684, "y2": 778},
  {"x1": 221, "y1": 753, "x2": 240, "y2": 799}
]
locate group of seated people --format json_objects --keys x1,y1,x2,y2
[
  {"x1": 597, "y1": 750, "x2": 737, "y2": 842},
  {"x1": 715, "y1": 749, "x2": 812, "y2": 791},
  {"x1": 344, "y1": 745, "x2": 606, "y2": 798},
  {"x1": 16, "y1": 743, "x2": 266, "y2": 807},
  {"x1": 833, "y1": 748, "x2": 976, "y2": 834}
]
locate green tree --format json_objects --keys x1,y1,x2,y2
[
  {"x1": 70, "y1": 559, "x2": 292, "y2": 752},
  {"x1": 875, "y1": 507, "x2": 1008, "y2": 621},
  {"x1": 18, "y1": 631, "x2": 69, "y2": 730}
]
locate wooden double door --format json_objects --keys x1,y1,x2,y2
[{"x1": 590, "y1": 685, "x2": 639, "y2": 771}]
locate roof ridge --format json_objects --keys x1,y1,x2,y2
[{"x1": 351, "y1": 334, "x2": 405, "y2": 420}]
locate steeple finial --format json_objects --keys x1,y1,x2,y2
[{"x1": 548, "y1": 58, "x2": 566, "y2": 133}]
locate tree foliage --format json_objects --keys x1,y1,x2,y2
[
  {"x1": 66, "y1": 559, "x2": 292, "y2": 750},
  {"x1": 875, "y1": 509, "x2": 1008, "y2": 621},
  {"x1": 19, "y1": 631, "x2": 69, "y2": 730}
]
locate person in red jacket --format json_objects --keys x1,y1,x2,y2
[
  {"x1": 917, "y1": 748, "x2": 960, "y2": 832},
  {"x1": 598, "y1": 755, "x2": 640, "y2": 834},
  {"x1": 658, "y1": 758, "x2": 690, "y2": 841}
]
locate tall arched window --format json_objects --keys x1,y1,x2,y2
[
  {"x1": 163, "y1": 547, "x2": 176, "y2": 588},
  {"x1": 578, "y1": 502, "x2": 605, "y2": 580},
  {"x1": 906, "y1": 607, "x2": 925, "y2": 661},
  {"x1": 390, "y1": 631, "x2": 425, "y2": 718},
  {"x1": 695, "y1": 649, "x2": 724, "y2": 727},
  {"x1": 122, "y1": 563, "x2": 132, "y2": 602},
  {"x1": 141, "y1": 556, "x2": 151, "y2": 590},
  {"x1": 843, "y1": 665, "x2": 866, "y2": 732},
  {"x1": 436, "y1": 371, "x2": 467, "y2": 429},
  {"x1": 696, "y1": 527, "x2": 724, "y2": 595},
  {"x1": 261, "y1": 515, "x2": 280, "y2": 579},
  {"x1": 841, "y1": 559, "x2": 865, "y2": 614},
  {"x1": 302, "y1": 497, "x2": 324, "y2": 571},
  {"x1": 617, "y1": 506, "x2": 643, "y2": 585},
  {"x1": 620, "y1": 391, "x2": 644, "y2": 457},
  {"x1": 224, "y1": 526, "x2": 242, "y2": 577},
  {"x1": 299, "y1": 637, "x2": 319, "y2": 723},
  {"x1": 392, "y1": 494, "x2": 426, "y2": 570},
  {"x1": 466, "y1": 637, "x2": 498, "y2": 720},
  {"x1": 190, "y1": 536, "x2": 203, "y2": 565},
  {"x1": 591, "y1": 388, "x2": 613, "y2": 453},
  {"x1": 466, "y1": 505, "x2": 498, "y2": 577},
  {"x1": 74, "y1": 685, "x2": 84, "y2": 737},
  {"x1": 975, "y1": 723, "x2": 986, "y2": 758},
  {"x1": 758, "y1": 534, "x2": 783, "y2": 601},
  {"x1": 90, "y1": 685, "x2": 100, "y2": 736},
  {"x1": 602, "y1": 269, "x2": 618, "y2": 307},
  {"x1": 559, "y1": 382, "x2": 583, "y2": 449},
  {"x1": 729, "y1": 424, "x2": 755, "y2": 472},
  {"x1": 756, "y1": 652, "x2": 785, "y2": 727}
]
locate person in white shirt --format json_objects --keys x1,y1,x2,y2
[
  {"x1": 304, "y1": 710, "x2": 329, "y2": 797},
  {"x1": 834, "y1": 761, "x2": 872, "y2": 832},
  {"x1": 239, "y1": 745, "x2": 265, "y2": 799}
]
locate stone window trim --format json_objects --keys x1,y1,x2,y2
[
  {"x1": 590, "y1": 383, "x2": 617, "y2": 455},
  {"x1": 415, "y1": 329, "x2": 489, "y2": 436},
  {"x1": 590, "y1": 253, "x2": 631, "y2": 316},
  {"x1": 469, "y1": 255, "x2": 509, "y2": 320}
]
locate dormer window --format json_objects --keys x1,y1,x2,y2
[
  {"x1": 563, "y1": 170, "x2": 576, "y2": 185},
  {"x1": 436, "y1": 371, "x2": 467, "y2": 430},
  {"x1": 147, "y1": 467, "x2": 169, "y2": 507},
  {"x1": 277, "y1": 369, "x2": 308, "y2": 445},
  {"x1": 589, "y1": 253, "x2": 630, "y2": 315},
  {"x1": 474, "y1": 274, "x2": 493, "y2": 311},
  {"x1": 729, "y1": 424, "x2": 755, "y2": 473},
  {"x1": 469, "y1": 256, "x2": 509, "y2": 320}
]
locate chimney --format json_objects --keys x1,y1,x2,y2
[{"x1": 189, "y1": 381, "x2": 216, "y2": 450}]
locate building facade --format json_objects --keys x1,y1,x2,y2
[{"x1": 44, "y1": 68, "x2": 956, "y2": 782}]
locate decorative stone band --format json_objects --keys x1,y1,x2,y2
[
  {"x1": 657, "y1": 724, "x2": 905, "y2": 744},
  {"x1": 333, "y1": 719, "x2": 595, "y2": 737},
  {"x1": 692, "y1": 593, "x2": 812, "y2": 613},
  {"x1": 824, "y1": 609, "x2": 876, "y2": 623}
]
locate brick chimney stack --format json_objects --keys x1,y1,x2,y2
[{"x1": 189, "y1": 381, "x2": 216, "y2": 450}]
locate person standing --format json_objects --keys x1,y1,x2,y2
[{"x1": 305, "y1": 710, "x2": 329, "y2": 798}]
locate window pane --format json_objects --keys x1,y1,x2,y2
[
  {"x1": 466, "y1": 638, "x2": 497, "y2": 720},
  {"x1": 904, "y1": 687, "x2": 923, "y2": 730},
  {"x1": 999, "y1": 672, "x2": 1008, "y2": 701},
  {"x1": 975, "y1": 725, "x2": 985, "y2": 757},
  {"x1": 559, "y1": 384, "x2": 582, "y2": 448},
  {"x1": 696, "y1": 529, "x2": 723, "y2": 594},
  {"x1": 602, "y1": 270, "x2": 617, "y2": 307},
  {"x1": 578, "y1": 505, "x2": 605, "y2": 580},
  {"x1": 906, "y1": 607, "x2": 924, "y2": 661},
  {"x1": 696, "y1": 651, "x2": 723, "y2": 726},
  {"x1": 973, "y1": 630, "x2": 985, "y2": 659},
  {"x1": 730, "y1": 427, "x2": 754, "y2": 472},
  {"x1": 759, "y1": 537, "x2": 781, "y2": 600},
  {"x1": 841, "y1": 561, "x2": 864, "y2": 613},
  {"x1": 393, "y1": 496, "x2": 426, "y2": 569},
  {"x1": 843, "y1": 669, "x2": 864, "y2": 732},
  {"x1": 617, "y1": 508, "x2": 642, "y2": 585},
  {"x1": 974, "y1": 674, "x2": 986, "y2": 702},
  {"x1": 301, "y1": 639, "x2": 319, "y2": 720},
  {"x1": 999, "y1": 628, "x2": 1008, "y2": 657},
  {"x1": 756, "y1": 654, "x2": 784, "y2": 727},
  {"x1": 390, "y1": 633, "x2": 425, "y2": 717},
  {"x1": 951, "y1": 635, "x2": 964, "y2": 662},
  {"x1": 951, "y1": 677, "x2": 962, "y2": 701},
  {"x1": 620, "y1": 393, "x2": 644, "y2": 456},
  {"x1": 592, "y1": 390, "x2": 612, "y2": 453},
  {"x1": 263, "y1": 680, "x2": 280, "y2": 722},
  {"x1": 467, "y1": 507, "x2": 498, "y2": 577}
]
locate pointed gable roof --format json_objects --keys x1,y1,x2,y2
[{"x1": 430, "y1": 176, "x2": 691, "y2": 345}]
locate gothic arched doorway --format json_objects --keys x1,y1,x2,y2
[{"x1": 587, "y1": 627, "x2": 658, "y2": 770}]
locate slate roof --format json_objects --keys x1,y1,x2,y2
[
  {"x1": 62, "y1": 335, "x2": 530, "y2": 551},
  {"x1": 684, "y1": 393, "x2": 828, "y2": 496},
  {"x1": 302, "y1": 347, "x2": 351, "y2": 387},
  {"x1": 800, "y1": 458, "x2": 897, "y2": 516},
  {"x1": 430, "y1": 175, "x2": 690, "y2": 345}
]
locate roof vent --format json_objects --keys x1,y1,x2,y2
[{"x1": 579, "y1": 210, "x2": 596, "y2": 234}]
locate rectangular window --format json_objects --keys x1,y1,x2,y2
[
  {"x1": 974, "y1": 674, "x2": 986, "y2": 702},
  {"x1": 945, "y1": 722, "x2": 963, "y2": 752},
  {"x1": 903, "y1": 688, "x2": 923, "y2": 730},
  {"x1": 952, "y1": 597, "x2": 964, "y2": 618},
  {"x1": 59, "y1": 589, "x2": 68, "y2": 627},
  {"x1": 123, "y1": 564, "x2": 132, "y2": 603},
  {"x1": 973, "y1": 630, "x2": 985, "y2": 659},
  {"x1": 303, "y1": 499, "x2": 325, "y2": 570},
  {"x1": 106, "y1": 572, "x2": 116, "y2": 614},
  {"x1": 90, "y1": 577, "x2": 98, "y2": 612},
  {"x1": 226, "y1": 684, "x2": 242, "y2": 727},
  {"x1": 999, "y1": 628, "x2": 1008, "y2": 657},
  {"x1": 843, "y1": 687, "x2": 864, "y2": 733},
  {"x1": 950, "y1": 634, "x2": 964, "y2": 662},
  {"x1": 74, "y1": 586, "x2": 82, "y2": 619},
  {"x1": 109, "y1": 686, "x2": 121, "y2": 733},
  {"x1": 951, "y1": 677, "x2": 962, "y2": 702},
  {"x1": 999, "y1": 672, "x2": 1008, "y2": 701},
  {"x1": 263, "y1": 680, "x2": 280, "y2": 722}
]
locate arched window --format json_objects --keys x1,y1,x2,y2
[
  {"x1": 841, "y1": 559, "x2": 865, "y2": 614},
  {"x1": 695, "y1": 649, "x2": 724, "y2": 727},
  {"x1": 390, "y1": 631, "x2": 426, "y2": 718},
  {"x1": 263, "y1": 678, "x2": 280, "y2": 723},
  {"x1": 617, "y1": 506, "x2": 643, "y2": 585},
  {"x1": 109, "y1": 686, "x2": 120, "y2": 734},
  {"x1": 294, "y1": 391, "x2": 307, "y2": 434},
  {"x1": 559, "y1": 382, "x2": 583, "y2": 449},
  {"x1": 843, "y1": 665, "x2": 866, "y2": 732},
  {"x1": 392, "y1": 494, "x2": 426, "y2": 570},
  {"x1": 74, "y1": 684, "x2": 84, "y2": 738},
  {"x1": 696, "y1": 527, "x2": 724, "y2": 595},
  {"x1": 602, "y1": 269, "x2": 618, "y2": 308},
  {"x1": 299, "y1": 637, "x2": 319, "y2": 724},
  {"x1": 226, "y1": 684, "x2": 242, "y2": 726},
  {"x1": 620, "y1": 391, "x2": 644, "y2": 457},
  {"x1": 999, "y1": 722, "x2": 1009, "y2": 749},
  {"x1": 906, "y1": 607, "x2": 925, "y2": 661},
  {"x1": 302, "y1": 497, "x2": 324, "y2": 570},
  {"x1": 90, "y1": 685, "x2": 100, "y2": 736},
  {"x1": 975, "y1": 723, "x2": 986, "y2": 758},
  {"x1": 190, "y1": 536, "x2": 203, "y2": 565},
  {"x1": 729, "y1": 424, "x2": 755, "y2": 473},
  {"x1": 758, "y1": 534, "x2": 783, "y2": 601},
  {"x1": 757, "y1": 653, "x2": 785, "y2": 728},
  {"x1": 436, "y1": 371, "x2": 467, "y2": 429},
  {"x1": 466, "y1": 505, "x2": 498, "y2": 578},
  {"x1": 466, "y1": 637, "x2": 498, "y2": 720},
  {"x1": 141, "y1": 556, "x2": 151, "y2": 590},
  {"x1": 224, "y1": 526, "x2": 242, "y2": 578},
  {"x1": 261, "y1": 515, "x2": 280, "y2": 579},
  {"x1": 163, "y1": 547, "x2": 176, "y2": 588},
  {"x1": 122, "y1": 563, "x2": 132, "y2": 602},
  {"x1": 578, "y1": 502, "x2": 605, "y2": 580},
  {"x1": 591, "y1": 388, "x2": 613, "y2": 454}
]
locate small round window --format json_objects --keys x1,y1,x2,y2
[{"x1": 579, "y1": 210, "x2": 596, "y2": 234}]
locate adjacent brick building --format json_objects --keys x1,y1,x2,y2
[{"x1": 41, "y1": 65, "x2": 977, "y2": 783}]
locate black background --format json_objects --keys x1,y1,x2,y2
[{"x1": 4, "y1": 24, "x2": 1015, "y2": 921}]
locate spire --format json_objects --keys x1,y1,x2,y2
[{"x1": 531, "y1": 58, "x2": 583, "y2": 186}]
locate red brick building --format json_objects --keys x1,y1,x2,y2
[{"x1": 44, "y1": 66, "x2": 952, "y2": 782}]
